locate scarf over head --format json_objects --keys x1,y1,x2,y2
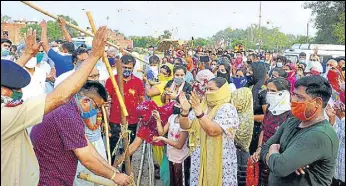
[
  {"x1": 249, "y1": 62, "x2": 268, "y2": 105},
  {"x1": 230, "y1": 87, "x2": 254, "y2": 152},
  {"x1": 188, "y1": 83, "x2": 231, "y2": 186}
]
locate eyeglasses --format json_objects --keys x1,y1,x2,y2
[{"x1": 88, "y1": 97, "x2": 101, "y2": 109}]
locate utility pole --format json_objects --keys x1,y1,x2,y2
[
  {"x1": 259, "y1": 1, "x2": 262, "y2": 51},
  {"x1": 306, "y1": 22, "x2": 309, "y2": 43}
]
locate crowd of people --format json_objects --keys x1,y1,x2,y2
[{"x1": 1, "y1": 17, "x2": 345, "y2": 186}]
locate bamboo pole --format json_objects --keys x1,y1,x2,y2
[
  {"x1": 86, "y1": 11, "x2": 132, "y2": 175},
  {"x1": 78, "y1": 172, "x2": 117, "y2": 186},
  {"x1": 20, "y1": 1, "x2": 149, "y2": 65},
  {"x1": 101, "y1": 105, "x2": 112, "y2": 165},
  {"x1": 115, "y1": 54, "x2": 132, "y2": 175},
  {"x1": 85, "y1": 11, "x2": 128, "y2": 117}
]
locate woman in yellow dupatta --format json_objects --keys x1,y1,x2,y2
[{"x1": 180, "y1": 77, "x2": 240, "y2": 186}]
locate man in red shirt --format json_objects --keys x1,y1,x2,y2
[{"x1": 105, "y1": 55, "x2": 145, "y2": 165}]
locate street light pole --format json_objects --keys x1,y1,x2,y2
[{"x1": 259, "y1": 1, "x2": 262, "y2": 51}]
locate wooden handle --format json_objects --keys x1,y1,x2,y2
[
  {"x1": 20, "y1": 1, "x2": 149, "y2": 64},
  {"x1": 86, "y1": 11, "x2": 128, "y2": 117},
  {"x1": 78, "y1": 172, "x2": 117, "y2": 186},
  {"x1": 101, "y1": 105, "x2": 112, "y2": 165}
]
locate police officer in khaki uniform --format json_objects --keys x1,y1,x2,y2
[{"x1": 1, "y1": 26, "x2": 108, "y2": 186}]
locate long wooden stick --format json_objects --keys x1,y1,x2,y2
[
  {"x1": 86, "y1": 11, "x2": 131, "y2": 175},
  {"x1": 85, "y1": 11, "x2": 128, "y2": 117},
  {"x1": 116, "y1": 55, "x2": 132, "y2": 175},
  {"x1": 101, "y1": 105, "x2": 112, "y2": 165},
  {"x1": 20, "y1": 1, "x2": 149, "y2": 65},
  {"x1": 78, "y1": 172, "x2": 117, "y2": 186}
]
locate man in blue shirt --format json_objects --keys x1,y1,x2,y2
[{"x1": 40, "y1": 20, "x2": 75, "y2": 77}]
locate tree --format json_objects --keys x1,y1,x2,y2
[
  {"x1": 159, "y1": 30, "x2": 172, "y2": 40},
  {"x1": 333, "y1": 13, "x2": 345, "y2": 44},
  {"x1": 19, "y1": 15, "x2": 79, "y2": 41},
  {"x1": 57, "y1": 15, "x2": 79, "y2": 38},
  {"x1": 303, "y1": 1, "x2": 345, "y2": 44},
  {"x1": 1, "y1": 14, "x2": 11, "y2": 23}
]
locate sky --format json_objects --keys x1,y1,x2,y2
[{"x1": 1, "y1": 1, "x2": 317, "y2": 40}]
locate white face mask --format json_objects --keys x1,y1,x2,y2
[
  {"x1": 266, "y1": 90, "x2": 291, "y2": 115},
  {"x1": 276, "y1": 62, "x2": 283, "y2": 68}
]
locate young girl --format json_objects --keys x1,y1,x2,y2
[{"x1": 153, "y1": 101, "x2": 190, "y2": 186}]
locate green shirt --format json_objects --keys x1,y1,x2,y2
[{"x1": 260, "y1": 118, "x2": 339, "y2": 186}]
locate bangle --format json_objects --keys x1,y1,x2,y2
[
  {"x1": 111, "y1": 171, "x2": 116, "y2": 180},
  {"x1": 196, "y1": 112, "x2": 204, "y2": 119}
]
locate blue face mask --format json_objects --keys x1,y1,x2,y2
[
  {"x1": 2, "y1": 48, "x2": 10, "y2": 56},
  {"x1": 123, "y1": 69, "x2": 132, "y2": 78},
  {"x1": 36, "y1": 52, "x2": 44, "y2": 63},
  {"x1": 233, "y1": 77, "x2": 248, "y2": 89},
  {"x1": 108, "y1": 57, "x2": 116, "y2": 66},
  {"x1": 76, "y1": 96, "x2": 98, "y2": 119}
]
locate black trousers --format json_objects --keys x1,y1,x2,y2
[
  {"x1": 109, "y1": 123, "x2": 137, "y2": 168},
  {"x1": 169, "y1": 157, "x2": 191, "y2": 186},
  {"x1": 331, "y1": 178, "x2": 345, "y2": 186},
  {"x1": 236, "y1": 147, "x2": 250, "y2": 186}
]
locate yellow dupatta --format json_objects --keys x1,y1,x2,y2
[
  {"x1": 230, "y1": 87, "x2": 254, "y2": 152},
  {"x1": 192, "y1": 83, "x2": 231, "y2": 186}
]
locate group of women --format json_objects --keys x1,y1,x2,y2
[{"x1": 127, "y1": 52, "x2": 345, "y2": 186}]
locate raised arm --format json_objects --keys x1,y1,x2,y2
[
  {"x1": 44, "y1": 26, "x2": 107, "y2": 115},
  {"x1": 40, "y1": 20, "x2": 50, "y2": 54},
  {"x1": 16, "y1": 28, "x2": 41, "y2": 67},
  {"x1": 57, "y1": 17, "x2": 72, "y2": 42}
]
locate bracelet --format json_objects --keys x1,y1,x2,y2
[
  {"x1": 181, "y1": 113, "x2": 189, "y2": 117},
  {"x1": 111, "y1": 171, "x2": 116, "y2": 180},
  {"x1": 257, "y1": 146, "x2": 262, "y2": 149},
  {"x1": 196, "y1": 112, "x2": 204, "y2": 119}
]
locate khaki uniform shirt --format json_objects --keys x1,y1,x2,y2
[{"x1": 1, "y1": 95, "x2": 46, "y2": 186}]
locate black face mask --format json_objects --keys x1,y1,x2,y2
[
  {"x1": 217, "y1": 71, "x2": 230, "y2": 83},
  {"x1": 246, "y1": 75, "x2": 254, "y2": 86},
  {"x1": 173, "y1": 106, "x2": 181, "y2": 115}
]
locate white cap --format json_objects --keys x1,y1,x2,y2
[{"x1": 25, "y1": 57, "x2": 37, "y2": 68}]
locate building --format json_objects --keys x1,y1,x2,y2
[
  {"x1": 1, "y1": 19, "x2": 38, "y2": 45},
  {"x1": 106, "y1": 28, "x2": 133, "y2": 49}
]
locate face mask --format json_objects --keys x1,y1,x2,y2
[
  {"x1": 148, "y1": 51, "x2": 154, "y2": 56},
  {"x1": 36, "y1": 52, "x2": 44, "y2": 63},
  {"x1": 276, "y1": 62, "x2": 283, "y2": 68},
  {"x1": 246, "y1": 74, "x2": 254, "y2": 86},
  {"x1": 211, "y1": 65, "x2": 217, "y2": 71},
  {"x1": 260, "y1": 59, "x2": 265, "y2": 63},
  {"x1": 1, "y1": 48, "x2": 10, "y2": 56},
  {"x1": 123, "y1": 69, "x2": 133, "y2": 78},
  {"x1": 266, "y1": 91, "x2": 284, "y2": 108},
  {"x1": 233, "y1": 77, "x2": 248, "y2": 88},
  {"x1": 174, "y1": 77, "x2": 185, "y2": 85},
  {"x1": 150, "y1": 66, "x2": 158, "y2": 72},
  {"x1": 173, "y1": 106, "x2": 181, "y2": 115},
  {"x1": 108, "y1": 58, "x2": 116, "y2": 66},
  {"x1": 11, "y1": 90, "x2": 23, "y2": 100},
  {"x1": 217, "y1": 71, "x2": 230, "y2": 82},
  {"x1": 299, "y1": 59, "x2": 305, "y2": 64},
  {"x1": 291, "y1": 99, "x2": 319, "y2": 121},
  {"x1": 76, "y1": 95, "x2": 98, "y2": 119}
]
